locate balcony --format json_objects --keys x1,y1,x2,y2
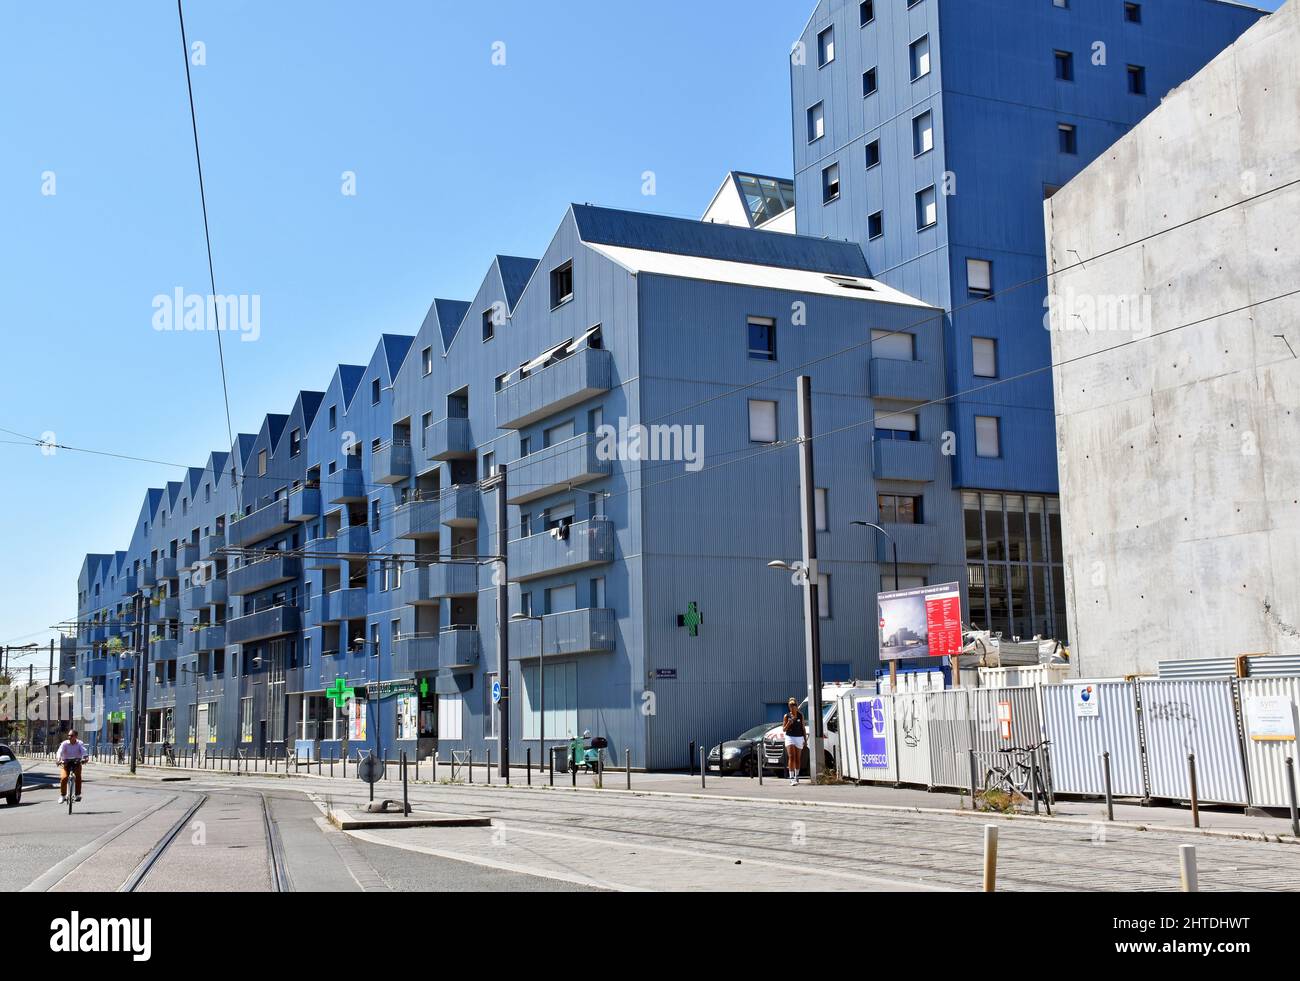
[
  {"x1": 440, "y1": 484, "x2": 479, "y2": 527},
  {"x1": 509, "y1": 517, "x2": 614, "y2": 582},
  {"x1": 876, "y1": 522, "x2": 946, "y2": 566},
  {"x1": 392, "y1": 498, "x2": 441, "y2": 539},
  {"x1": 509, "y1": 608, "x2": 615, "y2": 659},
  {"x1": 872, "y1": 439, "x2": 936, "y2": 483},
  {"x1": 152, "y1": 596, "x2": 179, "y2": 622},
  {"x1": 200, "y1": 531, "x2": 225, "y2": 557},
  {"x1": 195, "y1": 624, "x2": 226, "y2": 652},
  {"x1": 396, "y1": 562, "x2": 477, "y2": 606},
  {"x1": 329, "y1": 465, "x2": 367, "y2": 504},
  {"x1": 321, "y1": 587, "x2": 368, "y2": 623},
  {"x1": 392, "y1": 634, "x2": 440, "y2": 674},
  {"x1": 177, "y1": 542, "x2": 199, "y2": 569},
  {"x1": 86, "y1": 657, "x2": 113, "y2": 678},
  {"x1": 120, "y1": 574, "x2": 138, "y2": 596},
  {"x1": 138, "y1": 565, "x2": 157, "y2": 589},
  {"x1": 150, "y1": 638, "x2": 179, "y2": 661},
  {"x1": 301, "y1": 527, "x2": 370, "y2": 569},
  {"x1": 155, "y1": 555, "x2": 178, "y2": 581},
  {"x1": 225, "y1": 605, "x2": 302, "y2": 645},
  {"x1": 229, "y1": 498, "x2": 293, "y2": 546},
  {"x1": 425, "y1": 416, "x2": 474, "y2": 461},
  {"x1": 228, "y1": 555, "x2": 301, "y2": 596},
  {"x1": 187, "y1": 577, "x2": 227, "y2": 608},
  {"x1": 289, "y1": 484, "x2": 321, "y2": 522},
  {"x1": 506, "y1": 433, "x2": 610, "y2": 505},
  {"x1": 372, "y1": 439, "x2": 413, "y2": 484},
  {"x1": 496, "y1": 347, "x2": 612, "y2": 430},
  {"x1": 869, "y1": 357, "x2": 944, "y2": 402},
  {"x1": 438, "y1": 627, "x2": 480, "y2": 671}
]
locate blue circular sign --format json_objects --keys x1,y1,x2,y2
[{"x1": 491, "y1": 679, "x2": 502, "y2": 704}]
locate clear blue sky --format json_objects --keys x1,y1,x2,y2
[{"x1": 0, "y1": 0, "x2": 1284, "y2": 668}]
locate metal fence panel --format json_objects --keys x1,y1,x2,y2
[
  {"x1": 1038, "y1": 682, "x2": 1145, "y2": 797},
  {"x1": 1137, "y1": 679, "x2": 1249, "y2": 805},
  {"x1": 1238, "y1": 676, "x2": 1300, "y2": 808},
  {"x1": 893, "y1": 692, "x2": 932, "y2": 786},
  {"x1": 925, "y1": 688, "x2": 972, "y2": 790},
  {"x1": 970, "y1": 686, "x2": 1043, "y2": 761},
  {"x1": 1245, "y1": 656, "x2": 1300, "y2": 679},
  {"x1": 840, "y1": 693, "x2": 898, "y2": 783}
]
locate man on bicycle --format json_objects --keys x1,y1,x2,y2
[{"x1": 57, "y1": 730, "x2": 89, "y2": 803}]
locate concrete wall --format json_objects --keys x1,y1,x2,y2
[{"x1": 1046, "y1": 1, "x2": 1300, "y2": 676}]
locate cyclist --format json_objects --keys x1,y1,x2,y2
[{"x1": 57, "y1": 730, "x2": 89, "y2": 804}]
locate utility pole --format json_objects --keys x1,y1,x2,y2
[
  {"x1": 494, "y1": 463, "x2": 511, "y2": 779},
  {"x1": 132, "y1": 591, "x2": 150, "y2": 774},
  {"x1": 47, "y1": 638, "x2": 54, "y2": 751},
  {"x1": 796, "y1": 375, "x2": 826, "y2": 783}
]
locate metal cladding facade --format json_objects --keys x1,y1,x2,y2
[{"x1": 71, "y1": 205, "x2": 956, "y2": 770}]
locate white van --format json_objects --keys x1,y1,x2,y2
[{"x1": 760, "y1": 682, "x2": 872, "y2": 775}]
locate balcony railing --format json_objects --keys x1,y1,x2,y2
[
  {"x1": 425, "y1": 416, "x2": 474, "y2": 461},
  {"x1": 225, "y1": 605, "x2": 301, "y2": 645},
  {"x1": 871, "y1": 439, "x2": 936, "y2": 482},
  {"x1": 177, "y1": 542, "x2": 199, "y2": 570},
  {"x1": 228, "y1": 555, "x2": 301, "y2": 596},
  {"x1": 329, "y1": 465, "x2": 367, "y2": 504},
  {"x1": 506, "y1": 432, "x2": 610, "y2": 505},
  {"x1": 185, "y1": 577, "x2": 228, "y2": 608},
  {"x1": 321, "y1": 587, "x2": 368, "y2": 623},
  {"x1": 392, "y1": 634, "x2": 440, "y2": 675},
  {"x1": 372, "y1": 439, "x2": 413, "y2": 484},
  {"x1": 439, "y1": 484, "x2": 479, "y2": 527},
  {"x1": 508, "y1": 608, "x2": 615, "y2": 659},
  {"x1": 496, "y1": 346, "x2": 612, "y2": 430},
  {"x1": 289, "y1": 484, "x2": 321, "y2": 522},
  {"x1": 150, "y1": 638, "x2": 180, "y2": 661},
  {"x1": 392, "y1": 497, "x2": 441, "y2": 539},
  {"x1": 138, "y1": 565, "x2": 157, "y2": 589},
  {"x1": 152, "y1": 596, "x2": 179, "y2": 622},
  {"x1": 229, "y1": 497, "x2": 293, "y2": 546},
  {"x1": 868, "y1": 357, "x2": 944, "y2": 402},
  {"x1": 195, "y1": 624, "x2": 227, "y2": 652},
  {"x1": 300, "y1": 527, "x2": 372, "y2": 568},
  {"x1": 509, "y1": 517, "x2": 614, "y2": 582},
  {"x1": 200, "y1": 532, "x2": 225, "y2": 557},
  {"x1": 155, "y1": 555, "x2": 178, "y2": 581},
  {"x1": 438, "y1": 626, "x2": 480, "y2": 671}
]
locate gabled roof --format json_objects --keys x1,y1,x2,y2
[
  {"x1": 235, "y1": 433, "x2": 258, "y2": 472},
  {"x1": 144, "y1": 487, "x2": 164, "y2": 520},
  {"x1": 496, "y1": 255, "x2": 539, "y2": 311},
  {"x1": 379, "y1": 335, "x2": 415, "y2": 381},
  {"x1": 337, "y1": 365, "x2": 366, "y2": 409},
  {"x1": 184, "y1": 466, "x2": 205, "y2": 501},
  {"x1": 572, "y1": 203, "x2": 867, "y2": 277},
  {"x1": 164, "y1": 481, "x2": 182, "y2": 514},
  {"x1": 419, "y1": 299, "x2": 471, "y2": 354},
  {"x1": 204, "y1": 450, "x2": 230, "y2": 488}
]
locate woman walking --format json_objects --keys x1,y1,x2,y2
[{"x1": 783, "y1": 698, "x2": 806, "y2": 785}]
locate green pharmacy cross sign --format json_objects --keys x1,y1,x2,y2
[
  {"x1": 325, "y1": 677, "x2": 354, "y2": 709},
  {"x1": 419, "y1": 678, "x2": 429, "y2": 698},
  {"x1": 676, "y1": 602, "x2": 703, "y2": 637}
]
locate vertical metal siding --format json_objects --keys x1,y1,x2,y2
[
  {"x1": 1038, "y1": 682, "x2": 1145, "y2": 797},
  {"x1": 841, "y1": 693, "x2": 898, "y2": 784},
  {"x1": 925, "y1": 688, "x2": 972, "y2": 790},
  {"x1": 1238, "y1": 677, "x2": 1300, "y2": 809},
  {"x1": 1137, "y1": 679, "x2": 1249, "y2": 805},
  {"x1": 894, "y1": 691, "x2": 933, "y2": 786}
]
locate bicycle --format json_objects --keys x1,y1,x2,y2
[
  {"x1": 62, "y1": 759, "x2": 84, "y2": 814},
  {"x1": 982, "y1": 741, "x2": 1051, "y2": 804}
]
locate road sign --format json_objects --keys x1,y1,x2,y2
[
  {"x1": 491, "y1": 679, "x2": 502, "y2": 704},
  {"x1": 654, "y1": 668, "x2": 677, "y2": 680},
  {"x1": 357, "y1": 752, "x2": 384, "y2": 784}
]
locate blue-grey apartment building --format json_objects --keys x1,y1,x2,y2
[{"x1": 790, "y1": 0, "x2": 1264, "y2": 637}]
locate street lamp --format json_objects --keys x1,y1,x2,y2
[
  {"x1": 510, "y1": 612, "x2": 545, "y2": 775},
  {"x1": 765, "y1": 558, "x2": 825, "y2": 781},
  {"x1": 851, "y1": 521, "x2": 898, "y2": 591}
]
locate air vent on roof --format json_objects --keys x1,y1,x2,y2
[{"x1": 826, "y1": 275, "x2": 875, "y2": 292}]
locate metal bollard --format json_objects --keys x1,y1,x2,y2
[
  {"x1": 571, "y1": 754, "x2": 576, "y2": 788},
  {"x1": 433, "y1": 752, "x2": 438, "y2": 783},
  {"x1": 626, "y1": 749, "x2": 631, "y2": 790},
  {"x1": 689, "y1": 741, "x2": 695, "y2": 777},
  {"x1": 1030, "y1": 753, "x2": 1040, "y2": 815},
  {"x1": 487, "y1": 748, "x2": 492, "y2": 785},
  {"x1": 1102, "y1": 751, "x2": 1114, "y2": 822},
  {"x1": 700, "y1": 747, "x2": 706, "y2": 789},
  {"x1": 401, "y1": 751, "x2": 410, "y2": 816},
  {"x1": 968, "y1": 749, "x2": 979, "y2": 809},
  {"x1": 1179, "y1": 844, "x2": 1198, "y2": 892},
  {"x1": 1187, "y1": 753, "x2": 1200, "y2": 828},
  {"x1": 1287, "y1": 757, "x2": 1300, "y2": 838},
  {"x1": 757, "y1": 739, "x2": 763, "y2": 786},
  {"x1": 983, "y1": 825, "x2": 998, "y2": 892},
  {"x1": 527, "y1": 748, "x2": 532, "y2": 786},
  {"x1": 549, "y1": 747, "x2": 555, "y2": 787},
  {"x1": 468, "y1": 750, "x2": 473, "y2": 784}
]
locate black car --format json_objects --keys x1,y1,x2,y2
[{"x1": 706, "y1": 723, "x2": 777, "y2": 776}]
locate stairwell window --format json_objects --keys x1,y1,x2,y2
[
  {"x1": 822, "y1": 163, "x2": 840, "y2": 203},
  {"x1": 909, "y1": 35, "x2": 931, "y2": 81},
  {"x1": 807, "y1": 102, "x2": 825, "y2": 143},
  {"x1": 1127, "y1": 64, "x2": 1146, "y2": 95},
  {"x1": 916, "y1": 185, "x2": 938, "y2": 230},
  {"x1": 1054, "y1": 50, "x2": 1074, "y2": 81},
  {"x1": 860, "y1": 1, "x2": 874, "y2": 26},
  {"x1": 975, "y1": 415, "x2": 1001, "y2": 458},
  {"x1": 865, "y1": 139, "x2": 881, "y2": 169},
  {"x1": 748, "y1": 316, "x2": 777, "y2": 361},
  {"x1": 817, "y1": 26, "x2": 835, "y2": 67},
  {"x1": 748, "y1": 399, "x2": 778, "y2": 444},
  {"x1": 967, "y1": 258, "x2": 993, "y2": 298},
  {"x1": 912, "y1": 110, "x2": 934, "y2": 156},
  {"x1": 1058, "y1": 123, "x2": 1077, "y2": 154},
  {"x1": 863, "y1": 67, "x2": 877, "y2": 97},
  {"x1": 868, "y1": 210, "x2": 884, "y2": 240},
  {"x1": 550, "y1": 260, "x2": 574, "y2": 308}
]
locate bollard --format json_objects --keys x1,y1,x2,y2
[
  {"x1": 401, "y1": 751, "x2": 410, "y2": 816},
  {"x1": 689, "y1": 741, "x2": 695, "y2": 777},
  {"x1": 433, "y1": 752, "x2": 438, "y2": 783},
  {"x1": 1287, "y1": 757, "x2": 1300, "y2": 838},
  {"x1": 415, "y1": 756, "x2": 419, "y2": 782},
  {"x1": 626, "y1": 749, "x2": 631, "y2": 791},
  {"x1": 1179, "y1": 844, "x2": 1198, "y2": 892},
  {"x1": 1187, "y1": 753, "x2": 1200, "y2": 828},
  {"x1": 527, "y1": 748, "x2": 532, "y2": 787},
  {"x1": 1102, "y1": 751, "x2": 1115, "y2": 822},
  {"x1": 968, "y1": 749, "x2": 979, "y2": 809},
  {"x1": 468, "y1": 750, "x2": 474, "y2": 784},
  {"x1": 1030, "y1": 753, "x2": 1040, "y2": 815},
  {"x1": 700, "y1": 747, "x2": 706, "y2": 789},
  {"x1": 982, "y1": 825, "x2": 999, "y2": 892},
  {"x1": 571, "y1": 754, "x2": 576, "y2": 788},
  {"x1": 487, "y1": 748, "x2": 492, "y2": 785},
  {"x1": 756, "y1": 739, "x2": 763, "y2": 786},
  {"x1": 549, "y1": 747, "x2": 555, "y2": 787}
]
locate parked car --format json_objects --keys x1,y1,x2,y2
[
  {"x1": 706, "y1": 723, "x2": 775, "y2": 776},
  {"x1": 0, "y1": 745, "x2": 22, "y2": 806}
]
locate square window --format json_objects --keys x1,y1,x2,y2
[
  {"x1": 916, "y1": 185, "x2": 937, "y2": 230},
  {"x1": 807, "y1": 102, "x2": 825, "y2": 143},
  {"x1": 909, "y1": 35, "x2": 931, "y2": 81},
  {"x1": 975, "y1": 415, "x2": 1001, "y2": 458},
  {"x1": 421, "y1": 346, "x2": 432, "y2": 374},
  {"x1": 865, "y1": 139, "x2": 881, "y2": 169},
  {"x1": 1124, "y1": 2, "x2": 1142, "y2": 23},
  {"x1": 1054, "y1": 0, "x2": 1068, "y2": 8},
  {"x1": 860, "y1": 0, "x2": 874, "y2": 26},
  {"x1": 1058, "y1": 123, "x2": 1077, "y2": 154},
  {"x1": 912, "y1": 110, "x2": 934, "y2": 155},
  {"x1": 973, "y1": 337, "x2": 997, "y2": 377},
  {"x1": 862, "y1": 67, "x2": 877, "y2": 96},
  {"x1": 1054, "y1": 50, "x2": 1074, "y2": 81},
  {"x1": 482, "y1": 309, "x2": 495, "y2": 341},
  {"x1": 550, "y1": 261, "x2": 574, "y2": 307},
  {"x1": 871, "y1": 328, "x2": 915, "y2": 361},
  {"x1": 817, "y1": 26, "x2": 835, "y2": 67},
  {"x1": 822, "y1": 163, "x2": 840, "y2": 203},
  {"x1": 868, "y1": 210, "x2": 884, "y2": 240},
  {"x1": 875, "y1": 411, "x2": 917, "y2": 441},
  {"x1": 747, "y1": 316, "x2": 776, "y2": 361},
  {"x1": 967, "y1": 258, "x2": 992, "y2": 298},
  {"x1": 748, "y1": 399, "x2": 778, "y2": 444},
  {"x1": 1127, "y1": 64, "x2": 1146, "y2": 95}
]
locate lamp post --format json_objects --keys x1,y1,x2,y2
[
  {"x1": 765, "y1": 559, "x2": 825, "y2": 781},
  {"x1": 852, "y1": 520, "x2": 900, "y2": 692},
  {"x1": 510, "y1": 613, "x2": 545, "y2": 776}
]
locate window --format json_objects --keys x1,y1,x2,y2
[
  {"x1": 482, "y1": 309, "x2": 495, "y2": 341},
  {"x1": 975, "y1": 415, "x2": 1001, "y2": 457},
  {"x1": 521, "y1": 661, "x2": 577, "y2": 741},
  {"x1": 390, "y1": 619, "x2": 400, "y2": 653},
  {"x1": 967, "y1": 258, "x2": 992, "y2": 298},
  {"x1": 973, "y1": 337, "x2": 998, "y2": 378},
  {"x1": 868, "y1": 210, "x2": 884, "y2": 240},
  {"x1": 822, "y1": 163, "x2": 840, "y2": 203},
  {"x1": 817, "y1": 573, "x2": 831, "y2": 619},
  {"x1": 1127, "y1": 64, "x2": 1146, "y2": 95},
  {"x1": 495, "y1": 372, "x2": 508, "y2": 392},
  {"x1": 908, "y1": 0, "x2": 923, "y2": 6},
  {"x1": 371, "y1": 499, "x2": 381, "y2": 532},
  {"x1": 807, "y1": 102, "x2": 825, "y2": 143},
  {"x1": 871, "y1": 329, "x2": 915, "y2": 361},
  {"x1": 879, "y1": 493, "x2": 921, "y2": 524},
  {"x1": 1054, "y1": 50, "x2": 1074, "y2": 81},
  {"x1": 329, "y1": 405, "x2": 336, "y2": 430},
  {"x1": 912, "y1": 110, "x2": 933, "y2": 155},
  {"x1": 865, "y1": 139, "x2": 880, "y2": 169},
  {"x1": 550, "y1": 260, "x2": 574, "y2": 308},
  {"x1": 289, "y1": 429, "x2": 301, "y2": 457},
  {"x1": 437, "y1": 694, "x2": 463, "y2": 740},
  {"x1": 916, "y1": 185, "x2": 937, "y2": 229},
  {"x1": 862, "y1": 67, "x2": 877, "y2": 96},
  {"x1": 482, "y1": 450, "x2": 496, "y2": 478},
  {"x1": 1058, "y1": 123, "x2": 1077, "y2": 154},
  {"x1": 817, "y1": 26, "x2": 834, "y2": 67},
  {"x1": 815, "y1": 488, "x2": 828, "y2": 532},
  {"x1": 1054, "y1": 0, "x2": 1068, "y2": 7},
  {"x1": 876, "y1": 411, "x2": 917, "y2": 441},
  {"x1": 543, "y1": 419, "x2": 574, "y2": 448},
  {"x1": 747, "y1": 316, "x2": 776, "y2": 361},
  {"x1": 371, "y1": 378, "x2": 381, "y2": 404},
  {"x1": 860, "y1": 0, "x2": 874, "y2": 26},
  {"x1": 748, "y1": 399, "x2": 778, "y2": 443},
  {"x1": 257, "y1": 450, "x2": 267, "y2": 477},
  {"x1": 909, "y1": 35, "x2": 930, "y2": 81},
  {"x1": 240, "y1": 697, "x2": 254, "y2": 743},
  {"x1": 369, "y1": 622, "x2": 380, "y2": 657},
  {"x1": 1124, "y1": 2, "x2": 1141, "y2": 23}
]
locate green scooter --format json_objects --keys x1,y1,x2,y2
[{"x1": 568, "y1": 731, "x2": 608, "y2": 773}]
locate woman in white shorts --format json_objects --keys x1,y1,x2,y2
[{"x1": 782, "y1": 697, "x2": 806, "y2": 785}]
